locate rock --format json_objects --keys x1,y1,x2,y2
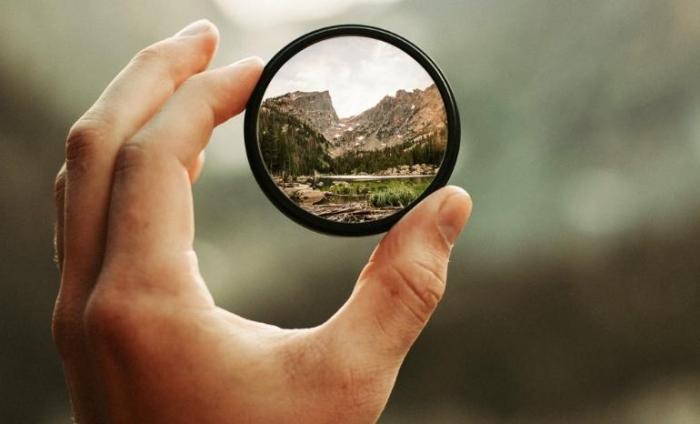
[
  {"x1": 262, "y1": 90, "x2": 339, "y2": 132},
  {"x1": 282, "y1": 183, "x2": 310, "y2": 197},
  {"x1": 295, "y1": 189, "x2": 326, "y2": 205}
]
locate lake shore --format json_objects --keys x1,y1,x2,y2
[
  {"x1": 272, "y1": 171, "x2": 435, "y2": 223},
  {"x1": 319, "y1": 174, "x2": 436, "y2": 182}
]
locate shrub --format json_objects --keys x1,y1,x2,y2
[{"x1": 368, "y1": 182, "x2": 420, "y2": 207}]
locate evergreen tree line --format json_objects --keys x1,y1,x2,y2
[
  {"x1": 258, "y1": 107, "x2": 332, "y2": 177},
  {"x1": 259, "y1": 107, "x2": 446, "y2": 177},
  {"x1": 330, "y1": 132, "x2": 446, "y2": 175}
]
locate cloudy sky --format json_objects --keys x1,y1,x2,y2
[{"x1": 263, "y1": 36, "x2": 435, "y2": 117}]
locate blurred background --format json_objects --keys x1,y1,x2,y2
[{"x1": 2, "y1": 0, "x2": 700, "y2": 422}]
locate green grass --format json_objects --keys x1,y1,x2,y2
[
  {"x1": 328, "y1": 182, "x2": 371, "y2": 195},
  {"x1": 324, "y1": 179, "x2": 432, "y2": 207},
  {"x1": 368, "y1": 180, "x2": 430, "y2": 208}
]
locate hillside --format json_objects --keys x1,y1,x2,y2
[
  {"x1": 327, "y1": 84, "x2": 447, "y2": 157},
  {"x1": 257, "y1": 102, "x2": 333, "y2": 176},
  {"x1": 258, "y1": 85, "x2": 447, "y2": 177}
]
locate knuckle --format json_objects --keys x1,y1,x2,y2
[
  {"x1": 51, "y1": 303, "x2": 83, "y2": 360},
  {"x1": 53, "y1": 165, "x2": 66, "y2": 202},
  {"x1": 83, "y1": 291, "x2": 140, "y2": 347},
  {"x1": 130, "y1": 34, "x2": 219, "y2": 97},
  {"x1": 114, "y1": 142, "x2": 148, "y2": 176},
  {"x1": 65, "y1": 120, "x2": 104, "y2": 167},
  {"x1": 132, "y1": 43, "x2": 170, "y2": 68},
  {"x1": 132, "y1": 41, "x2": 179, "y2": 82},
  {"x1": 379, "y1": 261, "x2": 446, "y2": 324}
]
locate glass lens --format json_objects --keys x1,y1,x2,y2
[{"x1": 257, "y1": 36, "x2": 448, "y2": 223}]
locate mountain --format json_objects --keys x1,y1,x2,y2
[
  {"x1": 325, "y1": 84, "x2": 447, "y2": 157},
  {"x1": 258, "y1": 84, "x2": 447, "y2": 176},
  {"x1": 262, "y1": 90, "x2": 339, "y2": 134},
  {"x1": 258, "y1": 96, "x2": 333, "y2": 176}
]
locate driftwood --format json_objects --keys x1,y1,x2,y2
[
  {"x1": 317, "y1": 206, "x2": 361, "y2": 217},
  {"x1": 326, "y1": 193, "x2": 366, "y2": 199},
  {"x1": 310, "y1": 203, "x2": 401, "y2": 222}
]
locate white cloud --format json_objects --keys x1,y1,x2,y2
[{"x1": 263, "y1": 36, "x2": 435, "y2": 117}]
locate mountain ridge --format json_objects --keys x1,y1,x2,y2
[
  {"x1": 258, "y1": 84, "x2": 447, "y2": 177},
  {"x1": 261, "y1": 84, "x2": 446, "y2": 158}
]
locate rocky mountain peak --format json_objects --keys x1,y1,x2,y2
[
  {"x1": 326, "y1": 84, "x2": 447, "y2": 156},
  {"x1": 262, "y1": 90, "x2": 339, "y2": 132},
  {"x1": 260, "y1": 84, "x2": 447, "y2": 158}
]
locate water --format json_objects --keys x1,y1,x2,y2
[{"x1": 318, "y1": 175, "x2": 434, "y2": 185}]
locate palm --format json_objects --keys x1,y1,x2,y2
[
  {"x1": 149, "y1": 307, "x2": 395, "y2": 423},
  {"x1": 86, "y1": 243, "x2": 427, "y2": 423}
]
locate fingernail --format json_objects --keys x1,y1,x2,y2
[
  {"x1": 437, "y1": 188, "x2": 472, "y2": 244},
  {"x1": 230, "y1": 56, "x2": 264, "y2": 68},
  {"x1": 175, "y1": 19, "x2": 213, "y2": 37}
]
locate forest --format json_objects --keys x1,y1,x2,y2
[
  {"x1": 257, "y1": 107, "x2": 332, "y2": 176},
  {"x1": 258, "y1": 106, "x2": 446, "y2": 177},
  {"x1": 329, "y1": 131, "x2": 446, "y2": 174}
]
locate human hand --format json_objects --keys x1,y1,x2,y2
[{"x1": 52, "y1": 20, "x2": 472, "y2": 423}]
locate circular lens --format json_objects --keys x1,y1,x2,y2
[{"x1": 245, "y1": 25, "x2": 459, "y2": 236}]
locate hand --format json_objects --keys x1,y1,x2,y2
[{"x1": 52, "y1": 20, "x2": 472, "y2": 423}]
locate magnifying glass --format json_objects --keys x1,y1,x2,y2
[{"x1": 244, "y1": 25, "x2": 460, "y2": 236}]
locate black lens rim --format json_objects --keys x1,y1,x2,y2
[{"x1": 244, "y1": 24, "x2": 460, "y2": 236}]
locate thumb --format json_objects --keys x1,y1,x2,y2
[{"x1": 325, "y1": 186, "x2": 472, "y2": 363}]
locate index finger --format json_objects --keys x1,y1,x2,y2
[
  {"x1": 57, "y1": 20, "x2": 220, "y2": 321},
  {"x1": 100, "y1": 58, "x2": 263, "y2": 296}
]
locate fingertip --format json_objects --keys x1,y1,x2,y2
[
  {"x1": 229, "y1": 56, "x2": 265, "y2": 76},
  {"x1": 172, "y1": 19, "x2": 220, "y2": 65},
  {"x1": 437, "y1": 186, "x2": 472, "y2": 245},
  {"x1": 205, "y1": 56, "x2": 263, "y2": 121},
  {"x1": 234, "y1": 55, "x2": 264, "y2": 67},
  {"x1": 439, "y1": 186, "x2": 473, "y2": 216},
  {"x1": 174, "y1": 19, "x2": 218, "y2": 39},
  {"x1": 200, "y1": 24, "x2": 220, "y2": 61},
  {"x1": 442, "y1": 185, "x2": 471, "y2": 200}
]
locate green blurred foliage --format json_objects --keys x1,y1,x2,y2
[{"x1": 1, "y1": 0, "x2": 700, "y2": 422}]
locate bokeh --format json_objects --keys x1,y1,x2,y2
[{"x1": 1, "y1": 1, "x2": 699, "y2": 422}]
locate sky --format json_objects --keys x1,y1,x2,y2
[
  {"x1": 263, "y1": 36, "x2": 435, "y2": 118},
  {"x1": 212, "y1": 0, "x2": 402, "y2": 30}
]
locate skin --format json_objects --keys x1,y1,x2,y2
[{"x1": 52, "y1": 20, "x2": 473, "y2": 423}]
